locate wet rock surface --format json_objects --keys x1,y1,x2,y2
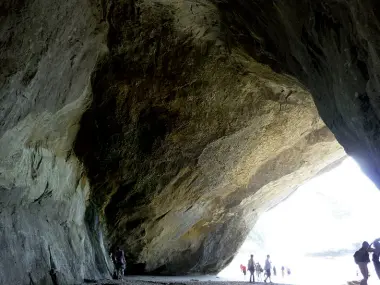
[{"x1": 3, "y1": 0, "x2": 380, "y2": 283}]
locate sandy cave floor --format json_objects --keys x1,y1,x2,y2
[
  {"x1": 79, "y1": 275, "x2": 363, "y2": 285},
  {"x1": 81, "y1": 280, "x2": 294, "y2": 285},
  {"x1": 79, "y1": 275, "x2": 295, "y2": 285}
]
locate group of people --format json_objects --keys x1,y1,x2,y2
[
  {"x1": 110, "y1": 247, "x2": 126, "y2": 279},
  {"x1": 354, "y1": 239, "x2": 380, "y2": 284},
  {"x1": 240, "y1": 254, "x2": 290, "y2": 283},
  {"x1": 238, "y1": 239, "x2": 380, "y2": 285}
]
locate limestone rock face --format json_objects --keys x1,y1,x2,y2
[
  {"x1": 0, "y1": 0, "x2": 111, "y2": 284},
  {"x1": 216, "y1": 0, "x2": 380, "y2": 186},
  {"x1": 73, "y1": 0, "x2": 344, "y2": 275},
  {"x1": 5, "y1": 0, "x2": 380, "y2": 282}
]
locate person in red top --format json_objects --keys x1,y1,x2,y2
[{"x1": 240, "y1": 264, "x2": 247, "y2": 278}]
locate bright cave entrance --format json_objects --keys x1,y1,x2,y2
[{"x1": 218, "y1": 157, "x2": 380, "y2": 285}]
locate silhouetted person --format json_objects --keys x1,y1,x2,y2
[
  {"x1": 372, "y1": 238, "x2": 380, "y2": 279},
  {"x1": 354, "y1": 241, "x2": 372, "y2": 285},
  {"x1": 256, "y1": 263, "x2": 263, "y2": 281},
  {"x1": 287, "y1": 268, "x2": 291, "y2": 275},
  {"x1": 248, "y1": 254, "x2": 255, "y2": 283},
  {"x1": 273, "y1": 266, "x2": 277, "y2": 276},
  {"x1": 114, "y1": 247, "x2": 126, "y2": 279},
  {"x1": 281, "y1": 266, "x2": 285, "y2": 277},
  {"x1": 264, "y1": 255, "x2": 272, "y2": 283},
  {"x1": 110, "y1": 251, "x2": 117, "y2": 279}
]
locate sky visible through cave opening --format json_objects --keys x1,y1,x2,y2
[{"x1": 218, "y1": 157, "x2": 380, "y2": 285}]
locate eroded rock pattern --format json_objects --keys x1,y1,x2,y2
[
  {"x1": 73, "y1": 0, "x2": 345, "y2": 275},
  {"x1": 5, "y1": 0, "x2": 380, "y2": 283},
  {"x1": 216, "y1": 0, "x2": 380, "y2": 185},
  {"x1": 0, "y1": 0, "x2": 111, "y2": 284}
]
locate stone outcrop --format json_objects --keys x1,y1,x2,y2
[
  {"x1": 5, "y1": 0, "x2": 380, "y2": 283},
  {"x1": 216, "y1": 0, "x2": 380, "y2": 186},
  {"x1": 0, "y1": 0, "x2": 111, "y2": 284},
  {"x1": 73, "y1": 0, "x2": 344, "y2": 275}
]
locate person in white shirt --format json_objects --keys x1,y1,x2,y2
[{"x1": 264, "y1": 255, "x2": 272, "y2": 283}]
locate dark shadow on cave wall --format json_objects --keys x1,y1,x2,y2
[
  {"x1": 74, "y1": 0, "x2": 220, "y2": 273},
  {"x1": 72, "y1": 0, "x2": 380, "y2": 276}
]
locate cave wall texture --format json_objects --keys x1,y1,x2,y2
[
  {"x1": 0, "y1": 0, "x2": 112, "y2": 284},
  {"x1": 2, "y1": 0, "x2": 380, "y2": 283}
]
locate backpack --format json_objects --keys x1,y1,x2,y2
[{"x1": 354, "y1": 250, "x2": 367, "y2": 264}]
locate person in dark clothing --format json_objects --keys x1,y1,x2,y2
[
  {"x1": 256, "y1": 263, "x2": 263, "y2": 281},
  {"x1": 114, "y1": 247, "x2": 126, "y2": 279},
  {"x1": 273, "y1": 266, "x2": 277, "y2": 276},
  {"x1": 264, "y1": 255, "x2": 272, "y2": 283},
  {"x1": 372, "y1": 239, "x2": 380, "y2": 279},
  {"x1": 354, "y1": 241, "x2": 373, "y2": 285},
  {"x1": 248, "y1": 254, "x2": 255, "y2": 283}
]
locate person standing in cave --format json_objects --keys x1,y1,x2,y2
[
  {"x1": 371, "y1": 238, "x2": 380, "y2": 279},
  {"x1": 248, "y1": 254, "x2": 255, "y2": 283},
  {"x1": 256, "y1": 263, "x2": 263, "y2": 281},
  {"x1": 110, "y1": 250, "x2": 118, "y2": 279},
  {"x1": 264, "y1": 255, "x2": 272, "y2": 283},
  {"x1": 354, "y1": 241, "x2": 373, "y2": 285},
  {"x1": 114, "y1": 247, "x2": 126, "y2": 279},
  {"x1": 240, "y1": 264, "x2": 247, "y2": 279}
]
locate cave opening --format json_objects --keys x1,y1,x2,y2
[{"x1": 219, "y1": 157, "x2": 380, "y2": 285}]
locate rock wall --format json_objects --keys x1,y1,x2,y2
[
  {"x1": 74, "y1": 0, "x2": 344, "y2": 275},
  {"x1": 7, "y1": 0, "x2": 380, "y2": 282},
  {"x1": 0, "y1": 0, "x2": 112, "y2": 284},
  {"x1": 216, "y1": 0, "x2": 380, "y2": 186}
]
